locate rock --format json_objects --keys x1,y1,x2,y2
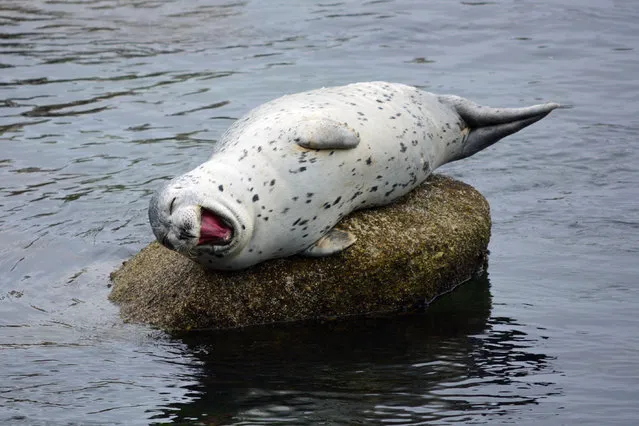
[{"x1": 109, "y1": 175, "x2": 491, "y2": 331}]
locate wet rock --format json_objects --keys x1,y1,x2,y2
[{"x1": 109, "y1": 175, "x2": 491, "y2": 331}]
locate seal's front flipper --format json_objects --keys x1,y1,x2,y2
[
  {"x1": 300, "y1": 229, "x2": 357, "y2": 257},
  {"x1": 293, "y1": 118, "x2": 360, "y2": 150}
]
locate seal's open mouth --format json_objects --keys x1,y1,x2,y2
[{"x1": 198, "y1": 208, "x2": 233, "y2": 246}]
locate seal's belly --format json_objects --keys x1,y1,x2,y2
[{"x1": 219, "y1": 83, "x2": 464, "y2": 260}]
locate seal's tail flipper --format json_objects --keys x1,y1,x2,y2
[{"x1": 440, "y1": 95, "x2": 560, "y2": 163}]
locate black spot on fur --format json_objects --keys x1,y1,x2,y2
[
  {"x1": 218, "y1": 185, "x2": 224, "y2": 192},
  {"x1": 366, "y1": 157, "x2": 372, "y2": 165},
  {"x1": 400, "y1": 143, "x2": 407, "y2": 153},
  {"x1": 287, "y1": 166, "x2": 307, "y2": 174},
  {"x1": 370, "y1": 186, "x2": 378, "y2": 192},
  {"x1": 333, "y1": 196, "x2": 341, "y2": 205},
  {"x1": 252, "y1": 194, "x2": 259, "y2": 202}
]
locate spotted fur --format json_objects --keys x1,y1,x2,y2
[{"x1": 148, "y1": 82, "x2": 558, "y2": 270}]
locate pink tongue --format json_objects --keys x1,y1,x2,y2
[{"x1": 198, "y1": 209, "x2": 232, "y2": 245}]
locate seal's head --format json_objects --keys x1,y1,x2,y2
[{"x1": 148, "y1": 165, "x2": 253, "y2": 263}]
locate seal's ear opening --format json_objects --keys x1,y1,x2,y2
[{"x1": 198, "y1": 208, "x2": 233, "y2": 246}]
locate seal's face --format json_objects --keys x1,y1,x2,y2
[{"x1": 148, "y1": 170, "x2": 252, "y2": 260}]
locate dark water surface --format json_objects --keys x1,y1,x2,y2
[{"x1": 1, "y1": 0, "x2": 638, "y2": 424}]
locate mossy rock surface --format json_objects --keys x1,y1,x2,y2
[{"x1": 109, "y1": 174, "x2": 491, "y2": 331}]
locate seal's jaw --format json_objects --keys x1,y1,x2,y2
[
  {"x1": 197, "y1": 208, "x2": 233, "y2": 247},
  {"x1": 190, "y1": 197, "x2": 252, "y2": 260},
  {"x1": 148, "y1": 164, "x2": 255, "y2": 267}
]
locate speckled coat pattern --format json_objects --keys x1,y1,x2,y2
[
  {"x1": 177, "y1": 83, "x2": 462, "y2": 268},
  {"x1": 148, "y1": 81, "x2": 555, "y2": 270}
]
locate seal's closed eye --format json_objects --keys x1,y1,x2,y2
[{"x1": 161, "y1": 234, "x2": 173, "y2": 250}]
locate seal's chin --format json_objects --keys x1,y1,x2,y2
[{"x1": 197, "y1": 208, "x2": 233, "y2": 247}]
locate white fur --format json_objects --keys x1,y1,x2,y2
[{"x1": 148, "y1": 82, "x2": 548, "y2": 270}]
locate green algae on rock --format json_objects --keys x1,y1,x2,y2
[{"x1": 109, "y1": 175, "x2": 491, "y2": 331}]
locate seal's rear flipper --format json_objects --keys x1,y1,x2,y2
[
  {"x1": 293, "y1": 118, "x2": 360, "y2": 150},
  {"x1": 439, "y1": 95, "x2": 560, "y2": 163},
  {"x1": 300, "y1": 228, "x2": 356, "y2": 257}
]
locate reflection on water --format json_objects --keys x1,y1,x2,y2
[
  {"x1": 0, "y1": 273, "x2": 560, "y2": 425},
  {"x1": 162, "y1": 274, "x2": 559, "y2": 425},
  {"x1": 1, "y1": 0, "x2": 638, "y2": 423},
  {"x1": 0, "y1": 326, "x2": 203, "y2": 425}
]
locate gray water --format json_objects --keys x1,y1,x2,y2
[{"x1": 1, "y1": 0, "x2": 638, "y2": 424}]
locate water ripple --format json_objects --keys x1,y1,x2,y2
[{"x1": 0, "y1": 0, "x2": 637, "y2": 423}]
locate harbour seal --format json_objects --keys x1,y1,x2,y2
[{"x1": 148, "y1": 82, "x2": 558, "y2": 270}]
